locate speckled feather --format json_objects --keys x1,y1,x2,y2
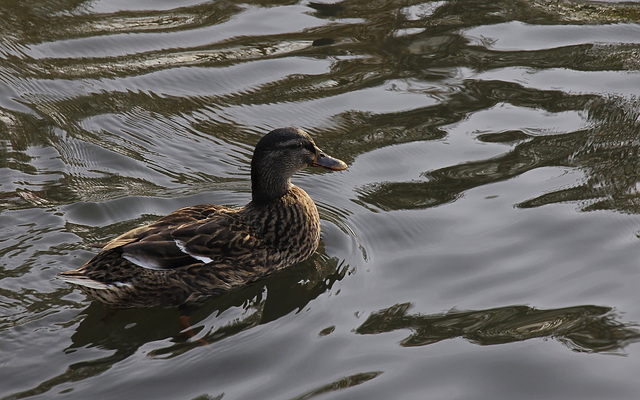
[{"x1": 58, "y1": 128, "x2": 346, "y2": 308}]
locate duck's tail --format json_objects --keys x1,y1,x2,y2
[{"x1": 57, "y1": 270, "x2": 112, "y2": 290}]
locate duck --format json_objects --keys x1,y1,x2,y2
[{"x1": 58, "y1": 127, "x2": 347, "y2": 308}]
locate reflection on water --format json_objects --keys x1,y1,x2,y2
[
  {"x1": 518, "y1": 99, "x2": 640, "y2": 213},
  {"x1": 356, "y1": 91, "x2": 640, "y2": 213},
  {"x1": 289, "y1": 371, "x2": 383, "y2": 400},
  {"x1": 3, "y1": 0, "x2": 640, "y2": 399},
  {"x1": 3, "y1": 0, "x2": 640, "y2": 216},
  {"x1": 5, "y1": 253, "x2": 347, "y2": 399},
  {"x1": 357, "y1": 303, "x2": 640, "y2": 354}
]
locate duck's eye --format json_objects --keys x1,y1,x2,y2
[{"x1": 291, "y1": 141, "x2": 304, "y2": 149}]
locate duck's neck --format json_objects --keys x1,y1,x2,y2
[{"x1": 251, "y1": 162, "x2": 293, "y2": 204}]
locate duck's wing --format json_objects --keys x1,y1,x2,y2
[
  {"x1": 118, "y1": 209, "x2": 265, "y2": 271},
  {"x1": 102, "y1": 204, "x2": 226, "y2": 251},
  {"x1": 171, "y1": 215, "x2": 265, "y2": 263}
]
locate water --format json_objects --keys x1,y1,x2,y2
[{"x1": 2, "y1": 0, "x2": 640, "y2": 399}]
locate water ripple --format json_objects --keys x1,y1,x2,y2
[
  {"x1": 3, "y1": 1, "x2": 640, "y2": 399},
  {"x1": 356, "y1": 303, "x2": 640, "y2": 354}
]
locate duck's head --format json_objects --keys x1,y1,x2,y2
[{"x1": 251, "y1": 127, "x2": 347, "y2": 202}]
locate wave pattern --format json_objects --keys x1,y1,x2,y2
[{"x1": 2, "y1": 1, "x2": 640, "y2": 399}]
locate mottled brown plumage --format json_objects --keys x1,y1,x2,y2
[{"x1": 58, "y1": 127, "x2": 347, "y2": 307}]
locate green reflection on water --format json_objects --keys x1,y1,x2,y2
[
  {"x1": 357, "y1": 303, "x2": 640, "y2": 353},
  {"x1": 2, "y1": 0, "x2": 640, "y2": 399}
]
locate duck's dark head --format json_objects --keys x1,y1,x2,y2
[{"x1": 250, "y1": 127, "x2": 347, "y2": 203}]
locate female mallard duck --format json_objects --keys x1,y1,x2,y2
[{"x1": 58, "y1": 127, "x2": 347, "y2": 308}]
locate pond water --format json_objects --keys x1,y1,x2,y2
[{"x1": 2, "y1": 1, "x2": 640, "y2": 399}]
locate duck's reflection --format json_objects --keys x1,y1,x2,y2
[
  {"x1": 356, "y1": 303, "x2": 640, "y2": 353},
  {"x1": 66, "y1": 250, "x2": 347, "y2": 354},
  {"x1": 6, "y1": 254, "x2": 347, "y2": 400}
]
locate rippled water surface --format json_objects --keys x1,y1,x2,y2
[{"x1": 3, "y1": 1, "x2": 640, "y2": 399}]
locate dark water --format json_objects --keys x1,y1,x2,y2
[{"x1": 2, "y1": 0, "x2": 640, "y2": 399}]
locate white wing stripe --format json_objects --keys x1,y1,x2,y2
[
  {"x1": 174, "y1": 239, "x2": 214, "y2": 264},
  {"x1": 123, "y1": 253, "x2": 165, "y2": 270}
]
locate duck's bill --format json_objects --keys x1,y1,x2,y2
[{"x1": 311, "y1": 149, "x2": 348, "y2": 171}]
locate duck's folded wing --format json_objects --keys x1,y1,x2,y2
[
  {"x1": 119, "y1": 213, "x2": 264, "y2": 271},
  {"x1": 120, "y1": 239, "x2": 200, "y2": 270},
  {"x1": 170, "y1": 215, "x2": 265, "y2": 263},
  {"x1": 102, "y1": 204, "x2": 225, "y2": 251}
]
